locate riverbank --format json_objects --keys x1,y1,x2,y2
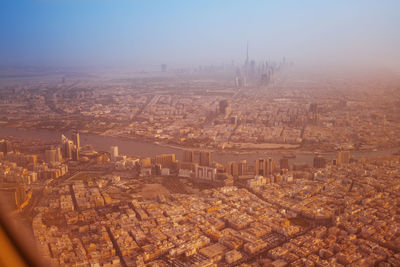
[{"x1": 0, "y1": 126, "x2": 399, "y2": 165}]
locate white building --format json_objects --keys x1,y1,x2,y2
[
  {"x1": 195, "y1": 166, "x2": 217, "y2": 181},
  {"x1": 161, "y1": 168, "x2": 170, "y2": 176},
  {"x1": 110, "y1": 146, "x2": 118, "y2": 161}
]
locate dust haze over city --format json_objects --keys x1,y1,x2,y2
[{"x1": 1, "y1": 1, "x2": 400, "y2": 267}]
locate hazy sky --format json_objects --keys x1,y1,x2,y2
[{"x1": 1, "y1": 0, "x2": 399, "y2": 70}]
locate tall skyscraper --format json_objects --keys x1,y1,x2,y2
[
  {"x1": 73, "y1": 148, "x2": 79, "y2": 161},
  {"x1": 226, "y1": 160, "x2": 247, "y2": 177},
  {"x1": 199, "y1": 151, "x2": 211, "y2": 167},
  {"x1": 64, "y1": 140, "x2": 73, "y2": 160},
  {"x1": 226, "y1": 162, "x2": 238, "y2": 177},
  {"x1": 182, "y1": 150, "x2": 194, "y2": 163},
  {"x1": 73, "y1": 132, "x2": 80, "y2": 151},
  {"x1": 266, "y1": 158, "x2": 273, "y2": 175},
  {"x1": 313, "y1": 156, "x2": 326, "y2": 168},
  {"x1": 337, "y1": 151, "x2": 350, "y2": 165},
  {"x1": 255, "y1": 158, "x2": 265, "y2": 176},
  {"x1": 61, "y1": 134, "x2": 74, "y2": 160},
  {"x1": 255, "y1": 157, "x2": 274, "y2": 177}
]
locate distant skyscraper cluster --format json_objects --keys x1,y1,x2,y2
[{"x1": 234, "y1": 43, "x2": 291, "y2": 89}]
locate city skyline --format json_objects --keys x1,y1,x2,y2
[{"x1": 1, "y1": 0, "x2": 400, "y2": 71}]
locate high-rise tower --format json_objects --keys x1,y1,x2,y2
[
  {"x1": 199, "y1": 151, "x2": 211, "y2": 167},
  {"x1": 337, "y1": 151, "x2": 350, "y2": 165},
  {"x1": 255, "y1": 157, "x2": 274, "y2": 177},
  {"x1": 182, "y1": 150, "x2": 194, "y2": 163},
  {"x1": 72, "y1": 132, "x2": 80, "y2": 161},
  {"x1": 73, "y1": 132, "x2": 80, "y2": 151}
]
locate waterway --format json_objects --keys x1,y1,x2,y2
[{"x1": 0, "y1": 127, "x2": 399, "y2": 166}]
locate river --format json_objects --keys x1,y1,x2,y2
[{"x1": 0, "y1": 127, "x2": 399, "y2": 166}]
